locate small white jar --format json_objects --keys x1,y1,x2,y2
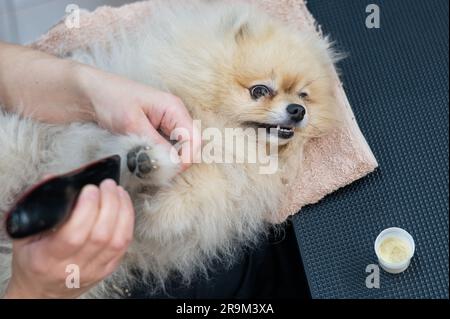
[{"x1": 374, "y1": 227, "x2": 415, "y2": 274}]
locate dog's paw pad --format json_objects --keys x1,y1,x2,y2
[{"x1": 127, "y1": 146, "x2": 159, "y2": 178}]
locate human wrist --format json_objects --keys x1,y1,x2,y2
[
  {"x1": 4, "y1": 279, "x2": 73, "y2": 299},
  {"x1": 4, "y1": 280, "x2": 40, "y2": 299},
  {"x1": 4, "y1": 273, "x2": 55, "y2": 299}
]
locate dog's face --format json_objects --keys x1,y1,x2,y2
[{"x1": 216, "y1": 20, "x2": 338, "y2": 146}]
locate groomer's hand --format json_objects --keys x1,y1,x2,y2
[
  {"x1": 4, "y1": 180, "x2": 134, "y2": 299},
  {"x1": 77, "y1": 66, "x2": 201, "y2": 171}
]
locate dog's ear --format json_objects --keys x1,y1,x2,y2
[
  {"x1": 221, "y1": 10, "x2": 252, "y2": 44},
  {"x1": 234, "y1": 22, "x2": 250, "y2": 43}
]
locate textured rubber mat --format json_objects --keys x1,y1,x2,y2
[{"x1": 293, "y1": 0, "x2": 449, "y2": 299}]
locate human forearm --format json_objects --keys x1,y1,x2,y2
[
  {"x1": 0, "y1": 42, "x2": 94, "y2": 123},
  {"x1": 0, "y1": 41, "x2": 200, "y2": 169}
]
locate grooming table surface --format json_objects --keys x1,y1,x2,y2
[{"x1": 293, "y1": 0, "x2": 449, "y2": 298}]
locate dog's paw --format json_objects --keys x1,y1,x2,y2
[
  {"x1": 127, "y1": 146, "x2": 159, "y2": 179},
  {"x1": 98, "y1": 134, "x2": 180, "y2": 188}
]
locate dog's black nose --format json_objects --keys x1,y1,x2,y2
[{"x1": 286, "y1": 104, "x2": 306, "y2": 122}]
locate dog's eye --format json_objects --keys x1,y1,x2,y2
[
  {"x1": 299, "y1": 92, "x2": 309, "y2": 99},
  {"x1": 250, "y1": 85, "x2": 272, "y2": 100}
]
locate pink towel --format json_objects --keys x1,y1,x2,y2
[{"x1": 30, "y1": 0, "x2": 378, "y2": 223}]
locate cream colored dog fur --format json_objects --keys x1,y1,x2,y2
[{"x1": 0, "y1": 1, "x2": 337, "y2": 298}]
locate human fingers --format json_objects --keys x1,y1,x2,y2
[
  {"x1": 42, "y1": 185, "x2": 100, "y2": 257},
  {"x1": 144, "y1": 95, "x2": 201, "y2": 170},
  {"x1": 83, "y1": 180, "x2": 121, "y2": 259},
  {"x1": 97, "y1": 186, "x2": 135, "y2": 267}
]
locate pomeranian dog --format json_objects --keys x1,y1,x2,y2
[{"x1": 0, "y1": 1, "x2": 338, "y2": 298}]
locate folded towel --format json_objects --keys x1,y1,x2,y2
[{"x1": 30, "y1": 0, "x2": 378, "y2": 223}]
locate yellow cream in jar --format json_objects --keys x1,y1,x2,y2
[{"x1": 379, "y1": 237, "x2": 411, "y2": 263}]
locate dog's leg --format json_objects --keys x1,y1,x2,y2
[
  {"x1": 94, "y1": 135, "x2": 180, "y2": 191},
  {"x1": 41, "y1": 119, "x2": 180, "y2": 190}
]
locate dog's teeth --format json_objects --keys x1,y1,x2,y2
[
  {"x1": 278, "y1": 127, "x2": 294, "y2": 133},
  {"x1": 277, "y1": 125, "x2": 281, "y2": 130}
]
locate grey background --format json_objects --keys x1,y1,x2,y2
[{"x1": 0, "y1": 0, "x2": 137, "y2": 44}]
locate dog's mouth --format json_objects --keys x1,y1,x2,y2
[{"x1": 244, "y1": 122, "x2": 295, "y2": 139}]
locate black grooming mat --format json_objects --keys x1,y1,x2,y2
[
  {"x1": 131, "y1": 221, "x2": 311, "y2": 299},
  {"x1": 293, "y1": 0, "x2": 449, "y2": 298}
]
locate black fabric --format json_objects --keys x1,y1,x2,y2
[
  {"x1": 130, "y1": 220, "x2": 310, "y2": 299},
  {"x1": 293, "y1": 0, "x2": 449, "y2": 298}
]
